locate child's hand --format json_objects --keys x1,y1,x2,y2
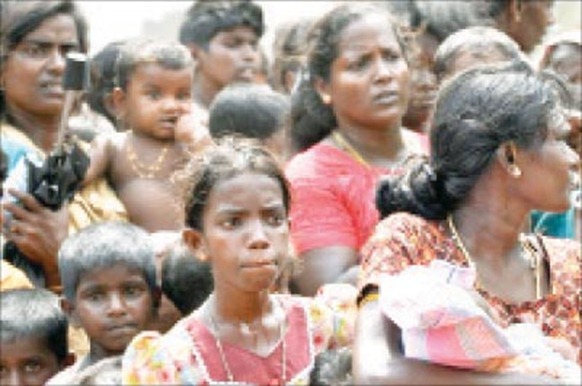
[{"x1": 175, "y1": 112, "x2": 213, "y2": 153}]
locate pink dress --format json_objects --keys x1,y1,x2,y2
[{"x1": 122, "y1": 294, "x2": 355, "y2": 385}]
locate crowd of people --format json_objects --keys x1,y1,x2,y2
[{"x1": 0, "y1": 0, "x2": 580, "y2": 385}]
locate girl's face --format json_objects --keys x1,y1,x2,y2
[
  {"x1": 188, "y1": 172, "x2": 289, "y2": 294},
  {"x1": 1, "y1": 14, "x2": 79, "y2": 118},
  {"x1": 318, "y1": 13, "x2": 410, "y2": 131},
  {"x1": 116, "y1": 63, "x2": 193, "y2": 140}
]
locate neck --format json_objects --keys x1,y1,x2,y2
[
  {"x1": 87, "y1": 344, "x2": 117, "y2": 369},
  {"x1": 193, "y1": 72, "x2": 221, "y2": 110},
  {"x1": 450, "y1": 169, "x2": 530, "y2": 268},
  {"x1": 334, "y1": 124, "x2": 406, "y2": 167},
  {"x1": 210, "y1": 287, "x2": 272, "y2": 325},
  {"x1": 6, "y1": 105, "x2": 60, "y2": 153}
]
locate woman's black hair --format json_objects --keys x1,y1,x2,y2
[
  {"x1": 0, "y1": 0, "x2": 88, "y2": 117},
  {"x1": 377, "y1": 61, "x2": 557, "y2": 220},
  {"x1": 288, "y1": 3, "x2": 411, "y2": 152}
]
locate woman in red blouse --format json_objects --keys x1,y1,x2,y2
[{"x1": 285, "y1": 3, "x2": 426, "y2": 296}]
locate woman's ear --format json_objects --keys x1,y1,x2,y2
[
  {"x1": 497, "y1": 142, "x2": 522, "y2": 178},
  {"x1": 314, "y1": 77, "x2": 332, "y2": 105},
  {"x1": 182, "y1": 228, "x2": 209, "y2": 261}
]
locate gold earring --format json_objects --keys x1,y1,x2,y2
[
  {"x1": 508, "y1": 164, "x2": 522, "y2": 178},
  {"x1": 321, "y1": 94, "x2": 331, "y2": 105}
]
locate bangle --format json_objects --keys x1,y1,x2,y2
[{"x1": 358, "y1": 292, "x2": 379, "y2": 308}]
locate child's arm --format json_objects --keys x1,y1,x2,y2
[{"x1": 82, "y1": 133, "x2": 114, "y2": 186}]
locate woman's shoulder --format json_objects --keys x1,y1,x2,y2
[
  {"x1": 285, "y1": 142, "x2": 360, "y2": 180},
  {"x1": 369, "y1": 212, "x2": 441, "y2": 243}
]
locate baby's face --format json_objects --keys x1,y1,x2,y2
[
  {"x1": 0, "y1": 336, "x2": 62, "y2": 386},
  {"x1": 120, "y1": 63, "x2": 193, "y2": 141}
]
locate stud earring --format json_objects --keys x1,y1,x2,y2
[
  {"x1": 321, "y1": 94, "x2": 331, "y2": 105},
  {"x1": 508, "y1": 164, "x2": 522, "y2": 178}
]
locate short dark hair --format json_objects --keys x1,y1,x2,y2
[
  {"x1": 209, "y1": 84, "x2": 290, "y2": 141},
  {"x1": 179, "y1": 0, "x2": 263, "y2": 49},
  {"x1": 161, "y1": 245, "x2": 213, "y2": 315},
  {"x1": 58, "y1": 221, "x2": 157, "y2": 303},
  {"x1": 377, "y1": 62, "x2": 557, "y2": 219},
  {"x1": 115, "y1": 38, "x2": 193, "y2": 91},
  {"x1": 0, "y1": 288, "x2": 69, "y2": 363},
  {"x1": 181, "y1": 137, "x2": 290, "y2": 231}
]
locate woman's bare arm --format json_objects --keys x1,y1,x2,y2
[{"x1": 353, "y1": 298, "x2": 557, "y2": 385}]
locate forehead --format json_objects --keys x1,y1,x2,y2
[
  {"x1": 130, "y1": 63, "x2": 193, "y2": 86},
  {"x1": 77, "y1": 264, "x2": 146, "y2": 288},
  {"x1": 337, "y1": 13, "x2": 400, "y2": 54},
  {"x1": 212, "y1": 25, "x2": 258, "y2": 42},
  {"x1": 206, "y1": 173, "x2": 284, "y2": 209},
  {"x1": 1, "y1": 335, "x2": 54, "y2": 361},
  {"x1": 21, "y1": 13, "x2": 78, "y2": 43}
]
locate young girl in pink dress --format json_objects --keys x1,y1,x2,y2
[{"x1": 122, "y1": 138, "x2": 354, "y2": 385}]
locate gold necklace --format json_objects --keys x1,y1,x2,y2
[
  {"x1": 126, "y1": 134, "x2": 169, "y2": 179},
  {"x1": 208, "y1": 302, "x2": 287, "y2": 384},
  {"x1": 446, "y1": 214, "x2": 542, "y2": 300},
  {"x1": 332, "y1": 131, "x2": 370, "y2": 168}
]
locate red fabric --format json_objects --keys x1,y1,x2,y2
[
  {"x1": 185, "y1": 299, "x2": 311, "y2": 385},
  {"x1": 285, "y1": 143, "x2": 400, "y2": 256}
]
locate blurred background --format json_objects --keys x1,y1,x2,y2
[{"x1": 79, "y1": 0, "x2": 581, "y2": 61}]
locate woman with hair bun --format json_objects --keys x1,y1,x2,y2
[{"x1": 353, "y1": 62, "x2": 580, "y2": 384}]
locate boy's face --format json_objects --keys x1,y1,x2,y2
[
  {"x1": 196, "y1": 26, "x2": 260, "y2": 89},
  {"x1": 65, "y1": 264, "x2": 154, "y2": 357},
  {"x1": 115, "y1": 63, "x2": 193, "y2": 140},
  {"x1": 0, "y1": 336, "x2": 63, "y2": 386}
]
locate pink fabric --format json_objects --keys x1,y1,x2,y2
[{"x1": 285, "y1": 143, "x2": 396, "y2": 255}]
